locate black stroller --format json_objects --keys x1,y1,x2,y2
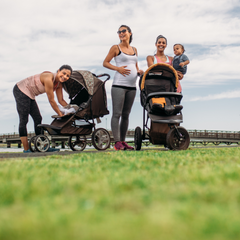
[
  {"x1": 29, "y1": 70, "x2": 111, "y2": 152},
  {"x1": 134, "y1": 63, "x2": 190, "y2": 150}
]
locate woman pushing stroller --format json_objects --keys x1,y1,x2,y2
[
  {"x1": 13, "y1": 65, "x2": 72, "y2": 153},
  {"x1": 103, "y1": 25, "x2": 143, "y2": 150}
]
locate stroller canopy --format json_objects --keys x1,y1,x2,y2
[
  {"x1": 140, "y1": 63, "x2": 179, "y2": 92},
  {"x1": 63, "y1": 70, "x2": 109, "y2": 119}
]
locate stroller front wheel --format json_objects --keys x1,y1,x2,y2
[
  {"x1": 92, "y1": 128, "x2": 110, "y2": 151},
  {"x1": 34, "y1": 135, "x2": 50, "y2": 152},
  {"x1": 68, "y1": 135, "x2": 87, "y2": 151},
  {"x1": 166, "y1": 126, "x2": 190, "y2": 150}
]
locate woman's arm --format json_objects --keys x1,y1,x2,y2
[
  {"x1": 146, "y1": 55, "x2": 154, "y2": 67},
  {"x1": 134, "y1": 47, "x2": 144, "y2": 75},
  {"x1": 103, "y1": 45, "x2": 131, "y2": 76},
  {"x1": 42, "y1": 73, "x2": 63, "y2": 116},
  {"x1": 176, "y1": 71, "x2": 184, "y2": 80},
  {"x1": 56, "y1": 83, "x2": 68, "y2": 107}
]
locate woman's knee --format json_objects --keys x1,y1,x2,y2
[
  {"x1": 112, "y1": 110, "x2": 122, "y2": 119},
  {"x1": 32, "y1": 114, "x2": 42, "y2": 124}
]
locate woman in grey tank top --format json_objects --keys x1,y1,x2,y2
[{"x1": 103, "y1": 25, "x2": 143, "y2": 150}]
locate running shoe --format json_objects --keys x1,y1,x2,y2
[
  {"x1": 121, "y1": 141, "x2": 134, "y2": 150},
  {"x1": 47, "y1": 148, "x2": 60, "y2": 152},
  {"x1": 23, "y1": 149, "x2": 32, "y2": 153},
  {"x1": 114, "y1": 141, "x2": 125, "y2": 150}
]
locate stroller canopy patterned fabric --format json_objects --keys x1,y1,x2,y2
[{"x1": 63, "y1": 70, "x2": 109, "y2": 119}]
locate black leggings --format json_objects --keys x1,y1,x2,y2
[{"x1": 13, "y1": 84, "x2": 42, "y2": 137}]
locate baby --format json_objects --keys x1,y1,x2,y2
[{"x1": 172, "y1": 44, "x2": 190, "y2": 75}]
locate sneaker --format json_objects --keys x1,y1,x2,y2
[
  {"x1": 114, "y1": 141, "x2": 125, "y2": 150},
  {"x1": 121, "y1": 141, "x2": 134, "y2": 150},
  {"x1": 47, "y1": 148, "x2": 60, "y2": 152},
  {"x1": 23, "y1": 149, "x2": 32, "y2": 153}
]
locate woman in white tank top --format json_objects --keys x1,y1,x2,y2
[{"x1": 103, "y1": 25, "x2": 143, "y2": 150}]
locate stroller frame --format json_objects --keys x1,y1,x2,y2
[{"x1": 134, "y1": 63, "x2": 190, "y2": 151}]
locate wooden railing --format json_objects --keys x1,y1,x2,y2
[{"x1": 0, "y1": 129, "x2": 240, "y2": 148}]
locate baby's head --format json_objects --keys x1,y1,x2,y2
[{"x1": 173, "y1": 44, "x2": 185, "y2": 56}]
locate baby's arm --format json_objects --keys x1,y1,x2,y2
[
  {"x1": 179, "y1": 60, "x2": 190, "y2": 67},
  {"x1": 179, "y1": 54, "x2": 190, "y2": 67}
]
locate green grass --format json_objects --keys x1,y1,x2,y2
[{"x1": 0, "y1": 147, "x2": 240, "y2": 240}]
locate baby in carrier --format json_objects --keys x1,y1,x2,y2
[{"x1": 172, "y1": 44, "x2": 190, "y2": 76}]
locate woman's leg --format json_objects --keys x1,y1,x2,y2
[
  {"x1": 120, "y1": 89, "x2": 136, "y2": 141},
  {"x1": 30, "y1": 100, "x2": 42, "y2": 135},
  {"x1": 111, "y1": 87, "x2": 127, "y2": 142},
  {"x1": 13, "y1": 85, "x2": 31, "y2": 150}
]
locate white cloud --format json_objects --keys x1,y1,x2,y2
[
  {"x1": 0, "y1": 0, "x2": 240, "y2": 133},
  {"x1": 187, "y1": 89, "x2": 240, "y2": 101}
]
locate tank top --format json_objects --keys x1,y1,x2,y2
[
  {"x1": 153, "y1": 55, "x2": 172, "y2": 65},
  {"x1": 17, "y1": 71, "x2": 58, "y2": 100},
  {"x1": 113, "y1": 45, "x2": 138, "y2": 88},
  {"x1": 154, "y1": 55, "x2": 181, "y2": 93}
]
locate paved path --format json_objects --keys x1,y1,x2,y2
[{"x1": 0, "y1": 145, "x2": 239, "y2": 160}]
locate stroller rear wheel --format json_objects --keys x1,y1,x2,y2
[
  {"x1": 29, "y1": 136, "x2": 37, "y2": 152},
  {"x1": 134, "y1": 127, "x2": 142, "y2": 151},
  {"x1": 166, "y1": 126, "x2": 190, "y2": 150},
  {"x1": 34, "y1": 135, "x2": 50, "y2": 152},
  {"x1": 68, "y1": 135, "x2": 87, "y2": 151},
  {"x1": 92, "y1": 128, "x2": 110, "y2": 151}
]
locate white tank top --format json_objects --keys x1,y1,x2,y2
[{"x1": 113, "y1": 45, "x2": 138, "y2": 88}]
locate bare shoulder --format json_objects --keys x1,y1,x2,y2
[
  {"x1": 40, "y1": 72, "x2": 54, "y2": 84},
  {"x1": 146, "y1": 55, "x2": 154, "y2": 60},
  {"x1": 110, "y1": 44, "x2": 119, "y2": 52},
  {"x1": 132, "y1": 46, "x2": 137, "y2": 51},
  {"x1": 109, "y1": 44, "x2": 120, "y2": 56}
]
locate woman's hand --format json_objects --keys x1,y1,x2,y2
[
  {"x1": 137, "y1": 69, "x2": 144, "y2": 76},
  {"x1": 117, "y1": 66, "x2": 131, "y2": 77},
  {"x1": 177, "y1": 71, "x2": 183, "y2": 80}
]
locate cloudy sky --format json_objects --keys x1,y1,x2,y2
[{"x1": 0, "y1": 0, "x2": 240, "y2": 135}]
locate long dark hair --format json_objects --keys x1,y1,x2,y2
[
  {"x1": 119, "y1": 25, "x2": 132, "y2": 44},
  {"x1": 59, "y1": 65, "x2": 73, "y2": 74}
]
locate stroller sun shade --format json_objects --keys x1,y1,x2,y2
[
  {"x1": 140, "y1": 63, "x2": 179, "y2": 92},
  {"x1": 63, "y1": 70, "x2": 109, "y2": 119},
  {"x1": 140, "y1": 63, "x2": 182, "y2": 116}
]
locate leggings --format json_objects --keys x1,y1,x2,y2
[
  {"x1": 13, "y1": 84, "x2": 42, "y2": 137},
  {"x1": 111, "y1": 86, "x2": 136, "y2": 142}
]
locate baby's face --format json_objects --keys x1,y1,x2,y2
[{"x1": 174, "y1": 45, "x2": 184, "y2": 56}]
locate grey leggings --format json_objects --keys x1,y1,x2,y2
[
  {"x1": 111, "y1": 86, "x2": 136, "y2": 142},
  {"x1": 13, "y1": 84, "x2": 42, "y2": 137}
]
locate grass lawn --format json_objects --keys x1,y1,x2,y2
[{"x1": 0, "y1": 147, "x2": 240, "y2": 240}]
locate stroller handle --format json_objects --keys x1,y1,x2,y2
[
  {"x1": 146, "y1": 92, "x2": 182, "y2": 103},
  {"x1": 96, "y1": 74, "x2": 111, "y2": 81}
]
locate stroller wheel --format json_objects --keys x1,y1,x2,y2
[
  {"x1": 166, "y1": 126, "x2": 190, "y2": 150},
  {"x1": 29, "y1": 136, "x2": 37, "y2": 152},
  {"x1": 92, "y1": 128, "x2": 110, "y2": 151},
  {"x1": 34, "y1": 135, "x2": 50, "y2": 152},
  {"x1": 68, "y1": 135, "x2": 87, "y2": 151},
  {"x1": 134, "y1": 127, "x2": 142, "y2": 151}
]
